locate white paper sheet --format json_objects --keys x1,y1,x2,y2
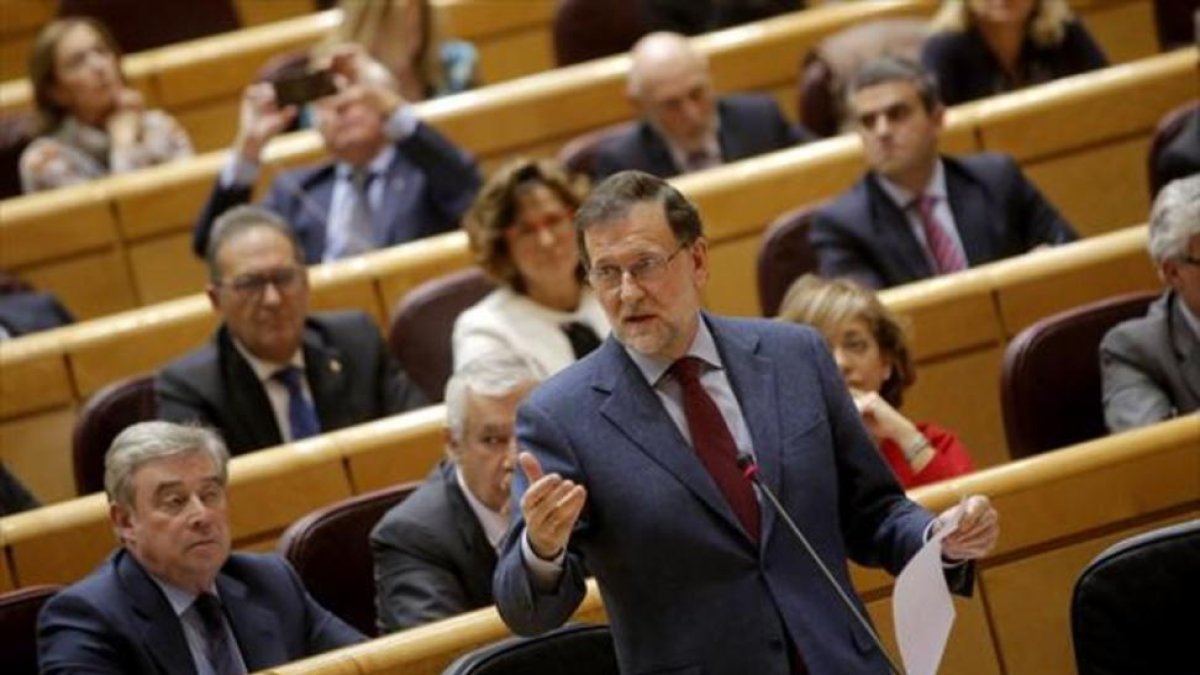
[{"x1": 891, "y1": 507, "x2": 964, "y2": 675}]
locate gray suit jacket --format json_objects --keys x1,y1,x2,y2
[
  {"x1": 371, "y1": 461, "x2": 496, "y2": 633},
  {"x1": 156, "y1": 310, "x2": 426, "y2": 455},
  {"x1": 494, "y1": 315, "x2": 967, "y2": 674},
  {"x1": 38, "y1": 550, "x2": 364, "y2": 674},
  {"x1": 1100, "y1": 290, "x2": 1200, "y2": 431}
]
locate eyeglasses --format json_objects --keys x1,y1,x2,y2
[
  {"x1": 1180, "y1": 254, "x2": 1200, "y2": 266},
  {"x1": 586, "y1": 242, "x2": 690, "y2": 291},
  {"x1": 217, "y1": 267, "x2": 304, "y2": 297}
]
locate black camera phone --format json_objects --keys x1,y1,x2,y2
[{"x1": 272, "y1": 69, "x2": 337, "y2": 107}]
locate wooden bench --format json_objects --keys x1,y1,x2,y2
[
  {"x1": 253, "y1": 415, "x2": 1195, "y2": 675},
  {"x1": 0, "y1": 1, "x2": 558, "y2": 152},
  {"x1": 0, "y1": 404, "x2": 445, "y2": 589},
  {"x1": 2, "y1": 45, "x2": 1192, "y2": 502}
]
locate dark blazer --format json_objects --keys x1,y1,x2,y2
[
  {"x1": 156, "y1": 310, "x2": 426, "y2": 456},
  {"x1": 921, "y1": 20, "x2": 1108, "y2": 106},
  {"x1": 370, "y1": 460, "x2": 497, "y2": 633},
  {"x1": 0, "y1": 291, "x2": 73, "y2": 338},
  {"x1": 1101, "y1": 290, "x2": 1200, "y2": 431},
  {"x1": 38, "y1": 549, "x2": 364, "y2": 674},
  {"x1": 0, "y1": 461, "x2": 38, "y2": 515},
  {"x1": 494, "y1": 315, "x2": 970, "y2": 675},
  {"x1": 810, "y1": 152, "x2": 1077, "y2": 289},
  {"x1": 193, "y1": 122, "x2": 481, "y2": 263},
  {"x1": 591, "y1": 93, "x2": 810, "y2": 180}
]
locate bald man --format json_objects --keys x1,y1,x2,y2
[{"x1": 591, "y1": 32, "x2": 811, "y2": 181}]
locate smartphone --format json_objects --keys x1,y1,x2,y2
[{"x1": 272, "y1": 69, "x2": 338, "y2": 107}]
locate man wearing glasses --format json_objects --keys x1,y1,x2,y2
[
  {"x1": 493, "y1": 171, "x2": 1000, "y2": 674},
  {"x1": 157, "y1": 205, "x2": 425, "y2": 456}
]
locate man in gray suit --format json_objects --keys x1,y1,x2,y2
[
  {"x1": 1101, "y1": 174, "x2": 1200, "y2": 431},
  {"x1": 157, "y1": 205, "x2": 425, "y2": 455},
  {"x1": 372, "y1": 354, "x2": 538, "y2": 632},
  {"x1": 494, "y1": 171, "x2": 1000, "y2": 674}
]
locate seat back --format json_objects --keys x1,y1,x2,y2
[
  {"x1": 755, "y1": 202, "x2": 824, "y2": 317},
  {"x1": 71, "y1": 374, "x2": 157, "y2": 496},
  {"x1": 58, "y1": 0, "x2": 240, "y2": 53},
  {"x1": 276, "y1": 481, "x2": 421, "y2": 637},
  {"x1": 0, "y1": 112, "x2": 36, "y2": 199},
  {"x1": 0, "y1": 584, "x2": 62, "y2": 675},
  {"x1": 1146, "y1": 98, "x2": 1198, "y2": 197},
  {"x1": 1071, "y1": 519, "x2": 1200, "y2": 675},
  {"x1": 552, "y1": 0, "x2": 645, "y2": 66},
  {"x1": 557, "y1": 121, "x2": 638, "y2": 179},
  {"x1": 797, "y1": 18, "x2": 929, "y2": 138},
  {"x1": 999, "y1": 291, "x2": 1158, "y2": 459},
  {"x1": 442, "y1": 623, "x2": 617, "y2": 675},
  {"x1": 387, "y1": 268, "x2": 495, "y2": 402}
]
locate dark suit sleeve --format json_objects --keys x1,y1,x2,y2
[
  {"x1": 365, "y1": 318, "x2": 427, "y2": 415},
  {"x1": 398, "y1": 122, "x2": 482, "y2": 234},
  {"x1": 809, "y1": 208, "x2": 888, "y2": 289},
  {"x1": 1003, "y1": 155, "x2": 1077, "y2": 247},
  {"x1": 38, "y1": 590, "x2": 131, "y2": 675},
  {"x1": 0, "y1": 462, "x2": 38, "y2": 515},
  {"x1": 372, "y1": 517, "x2": 476, "y2": 632},
  {"x1": 921, "y1": 32, "x2": 970, "y2": 107},
  {"x1": 155, "y1": 366, "x2": 221, "y2": 430},
  {"x1": 193, "y1": 173, "x2": 255, "y2": 258},
  {"x1": 493, "y1": 399, "x2": 589, "y2": 636},
  {"x1": 1060, "y1": 20, "x2": 1108, "y2": 73}
]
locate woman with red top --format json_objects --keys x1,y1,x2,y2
[{"x1": 778, "y1": 274, "x2": 975, "y2": 488}]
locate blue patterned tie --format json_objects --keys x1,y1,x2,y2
[
  {"x1": 191, "y1": 593, "x2": 244, "y2": 675},
  {"x1": 272, "y1": 366, "x2": 321, "y2": 440}
]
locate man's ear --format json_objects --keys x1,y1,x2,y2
[
  {"x1": 444, "y1": 427, "x2": 461, "y2": 462},
  {"x1": 206, "y1": 284, "x2": 221, "y2": 312},
  {"x1": 110, "y1": 502, "x2": 134, "y2": 545},
  {"x1": 930, "y1": 103, "x2": 946, "y2": 132}
]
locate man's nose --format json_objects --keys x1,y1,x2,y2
[{"x1": 617, "y1": 271, "x2": 645, "y2": 303}]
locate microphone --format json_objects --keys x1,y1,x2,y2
[{"x1": 738, "y1": 453, "x2": 903, "y2": 675}]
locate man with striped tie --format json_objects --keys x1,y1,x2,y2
[
  {"x1": 810, "y1": 56, "x2": 1077, "y2": 289},
  {"x1": 157, "y1": 205, "x2": 426, "y2": 456},
  {"x1": 38, "y1": 422, "x2": 365, "y2": 674}
]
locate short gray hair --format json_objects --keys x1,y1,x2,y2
[
  {"x1": 1148, "y1": 174, "x2": 1200, "y2": 265},
  {"x1": 444, "y1": 354, "x2": 539, "y2": 442},
  {"x1": 104, "y1": 422, "x2": 230, "y2": 508},
  {"x1": 205, "y1": 205, "x2": 304, "y2": 282}
]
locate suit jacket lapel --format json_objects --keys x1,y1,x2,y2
[
  {"x1": 302, "y1": 323, "x2": 348, "y2": 431},
  {"x1": 638, "y1": 123, "x2": 681, "y2": 178},
  {"x1": 218, "y1": 329, "x2": 283, "y2": 452},
  {"x1": 373, "y1": 158, "x2": 412, "y2": 246},
  {"x1": 217, "y1": 570, "x2": 286, "y2": 670},
  {"x1": 943, "y1": 162, "x2": 992, "y2": 266},
  {"x1": 442, "y1": 463, "x2": 498, "y2": 590},
  {"x1": 707, "y1": 316, "x2": 782, "y2": 547},
  {"x1": 594, "y1": 337, "x2": 752, "y2": 544},
  {"x1": 865, "y1": 176, "x2": 934, "y2": 281},
  {"x1": 1168, "y1": 293, "x2": 1200, "y2": 405},
  {"x1": 116, "y1": 551, "x2": 200, "y2": 675}
]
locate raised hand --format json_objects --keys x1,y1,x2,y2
[
  {"x1": 233, "y1": 83, "x2": 298, "y2": 162},
  {"x1": 518, "y1": 452, "x2": 587, "y2": 560}
]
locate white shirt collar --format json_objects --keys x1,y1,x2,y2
[
  {"x1": 454, "y1": 465, "x2": 509, "y2": 549},
  {"x1": 230, "y1": 338, "x2": 305, "y2": 383},
  {"x1": 148, "y1": 573, "x2": 218, "y2": 618},
  {"x1": 876, "y1": 159, "x2": 948, "y2": 210},
  {"x1": 624, "y1": 314, "x2": 723, "y2": 387}
]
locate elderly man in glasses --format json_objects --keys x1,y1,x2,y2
[{"x1": 156, "y1": 205, "x2": 426, "y2": 456}]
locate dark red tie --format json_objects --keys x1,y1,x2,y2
[
  {"x1": 913, "y1": 193, "x2": 966, "y2": 274},
  {"x1": 671, "y1": 357, "x2": 760, "y2": 542}
]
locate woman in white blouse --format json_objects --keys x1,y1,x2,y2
[{"x1": 454, "y1": 158, "x2": 609, "y2": 378}]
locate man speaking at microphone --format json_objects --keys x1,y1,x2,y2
[{"x1": 493, "y1": 171, "x2": 999, "y2": 674}]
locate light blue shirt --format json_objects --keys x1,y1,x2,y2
[{"x1": 151, "y1": 577, "x2": 248, "y2": 675}]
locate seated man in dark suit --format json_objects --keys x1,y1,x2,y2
[
  {"x1": 38, "y1": 421, "x2": 364, "y2": 673},
  {"x1": 194, "y1": 47, "x2": 481, "y2": 264},
  {"x1": 591, "y1": 31, "x2": 810, "y2": 181},
  {"x1": 810, "y1": 56, "x2": 1077, "y2": 289},
  {"x1": 371, "y1": 353, "x2": 538, "y2": 632},
  {"x1": 158, "y1": 205, "x2": 426, "y2": 456},
  {"x1": 1101, "y1": 174, "x2": 1200, "y2": 431}
]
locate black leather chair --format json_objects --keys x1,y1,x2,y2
[
  {"x1": 1071, "y1": 519, "x2": 1200, "y2": 675},
  {"x1": 755, "y1": 202, "x2": 824, "y2": 317},
  {"x1": 0, "y1": 584, "x2": 61, "y2": 675},
  {"x1": 557, "y1": 122, "x2": 638, "y2": 179},
  {"x1": 58, "y1": 0, "x2": 240, "y2": 53},
  {"x1": 388, "y1": 268, "x2": 495, "y2": 402},
  {"x1": 442, "y1": 623, "x2": 617, "y2": 675},
  {"x1": 552, "y1": 0, "x2": 645, "y2": 66},
  {"x1": 276, "y1": 482, "x2": 421, "y2": 637},
  {"x1": 71, "y1": 374, "x2": 157, "y2": 496},
  {"x1": 1147, "y1": 99, "x2": 1198, "y2": 198},
  {"x1": 999, "y1": 291, "x2": 1158, "y2": 459}
]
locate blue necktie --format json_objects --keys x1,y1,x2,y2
[{"x1": 272, "y1": 366, "x2": 321, "y2": 440}]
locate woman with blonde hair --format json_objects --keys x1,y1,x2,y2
[
  {"x1": 453, "y1": 158, "x2": 608, "y2": 378},
  {"x1": 20, "y1": 17, "x2": 192, "y2": 193},
  {"x1": 779, "y1": 274, "x2": 975, "y2": 488},
  {"x1": 920, "y1": 0, "x2": 1107, "y2": 106}
]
